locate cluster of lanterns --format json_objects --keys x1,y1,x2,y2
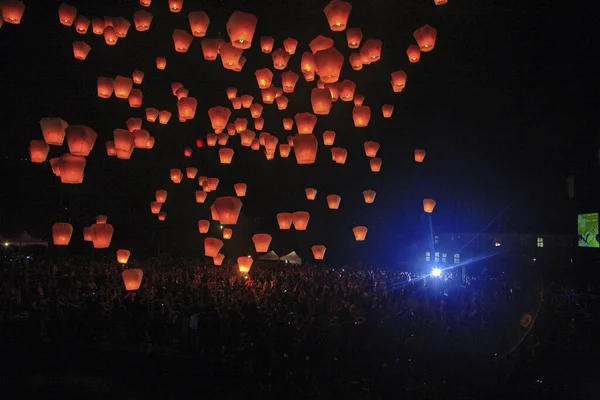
[{"x1": 14, "y1": 0, "x2": 448, "y2": 288}]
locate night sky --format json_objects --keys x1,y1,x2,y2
[{"x1": 0, "y1": 0, "x2": 597, "y2": 264}]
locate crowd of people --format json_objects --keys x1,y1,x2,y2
[{"x1": 1, "y1": 253, "x2": 599, "y2": 398}]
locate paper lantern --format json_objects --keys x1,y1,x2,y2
[
  {"x1": 271, "y1": 48, "x2": 290, "y2": 70},
  {"x1": 231, "y1": 183, "x2": 247, "y2": 197},
  {"x1": 158, "y1": 212, "x2": 167, "y2": 221},
  {"x1": 349, "y1": 52, "x2": 363, "y2": 70},
  {"x1": 150, "y1": 201, "x2": 162, "y2": 214},
  {"x1": 382, "y1": 104, "x2": 394, "y2": 118},
  {"x1": 114, "y1": 76, "x2": 133, "y2": 99},
  {"x1": 260, "y1": 87, "x2": 277, "y2": 104},
  {"x1": 170, "y1": 168, "x2": 183, "y2": 183},
  {"x1": 360, "y1": 39, "x2": 382, "y2": 62},
  {"x1": 252, "y1": 234, "x2": 272, "y2": 253},
  {"x1": 40, "y1": 118, "x2": 69, "y2": 146},
  {"x1": 219, "y1": 148, "x2": 234, "y2": 164},
  {"x1": 238, "y1": 256, "x2": 253, "y2": 274},
  {"x1": 233, "y1": 118, "x2": 247, "y2": 133},
  {"x1": 213, "y1": 253, "x2": 225, "y2": 266},
  {"x1": 241, "y1": 94, "x2": 253, "y2": 108},
  {"x1": 274, "y1": 95, "x2": 288, "y2": 111},
  {"x1": 217, "y1": 132, "x2": 229, "y2": 146},
  {"x1": 292, "y1": 211, "x2": 310, "y2": 230},
  {"x1": 158, "y1": 110, "x2": 172, "y2": 125},
  {"x1": 324, "y1": 83, "x2": 340, "y2": 101},
  {"x1": 309, "y1": 35, "x2": 334, "y2": 54},
  {"x1": 250, "y1": 138, "x2": 260, "y2": 150},
  {"x1": 145, "y1": 108, "x2": 159, "y2": 122},
  {"x1": 155, "y1": 190, "x2": 167, "y2": 203},
  {"x1": 83, "y1": 227, "x2": 93, "y2": 241},
  {"x1": 226, "y1": 11, "x2": 257, "y2": 49},
  {"x1": 293, "y1": 134, "x2": 318, "y2": 165},
  {"x1": 172, "y1": 29, "x2": 193, "y2": 52},
  {"x1": 201, "y1": 38, "x2": 220, "y2": 60},
  {"x1": 213, "y1": 197, "x2": 242, "y2": 225},
  {"x1": 58, "y1": 3, "x2": 76, "y2": 26},
  {"x1": 29, "y1": 140, "x2": 50, "y2": 163},
  {"x1": 322, "y1": 130, "x2": 335, "y2": 146},
  {"x1": 204, "y1": 237, "x2": 223, "y2": 257},
  {"x1": 132, "y1": 129, "x2": 149, "y2": 148},
  {"x1": 177, "y1": 97, "x2": 197, "y2": 121},
  {"x1": 91, "y1": 18, "x2": 104, "y2": 34},
  {"x1": 260, "y1": 36, "x2": 274, "y2": 53},
  {"x1": 116, "y1": 249, "x2": 131, "y2": 264},
  {"x1": 254, "y1": 118, "x2": 264, "y2": 130},
  {"x1": 423, "y1": 199, "x2": 436, "y2": 213},
  {"x1": 294, "y1": 113, "x2": 317, "y2": 134},
  {"x1": 250, "y1": 103, "x2": 263, "y2": 118},
  {"x1": 364, "y1": 141, "x2": 380, "y2": 158},
  {"x1": 414, "y1": 25, "x2": 437, "y2": 52},
  {"x1": 52, "y1": 223, "x2": 73, "y2": 246},
  {"x1": 370, "y1": 157, "x2": 382, "y2": 172},
  {"x1": 414, "y1": 148, "x2": 426, "y2": 162},
  {"x1": 339, "y1": 80, "x2": 356, "y2": 101},
  {"x1": 133, "y1": 10, "x2": 152, "y2": 31},
  {"x1": 226, "y1": 88, "x2": 238, "y2": 100},
  {"x1": 391, "y1": 70, "x2": 407, "y2": 92},
  {"x1": 1, "y1": 1, "x2": 25, "y2": 24},
  {"x1": 255, "y1": 68, "x2": 274, "y2": 89},
  {"x1": 282, "y1": 118, "x2": 294, "y2": 131},
  {"x1": 66, "y1": 125, "x2": 97, "y2": 157},
  {"x1": 222, "y1": 228, "x2": 233, "y2": 239},
  {"x1": 196, "y1": 139, "x2": 204, "y2": 148},
  {"x1": 353, "y1": 226, "x2": 367, "y2": 241},
  {"x1": 354, "y1": 94, "x2": 365, "y2": 106},
  {"x1": 72, "y1": 41, "x2": 91, "y2": 60},
  {"x1": 314, "y1": 47, "x2": 344, "y2": 83},
  {"x1": 195, "y1": 191, "x2": 207, "y2": 204},
  {"x1": 363, "y1": 190, "x2": 376, "y2": 204},
  {"x1": 240, "y1": 129, "x2": 256, "y2": 147},
  {"x1": 122, "y1": 269, "x2": 143, "y2": 291},
  {"x1": 283, "y1": 37, "x2": 298, "y2": 54},
  {"x1": 331, "y1": 147, "x2": 347, "y2": 164},
  {"x1": 94, "y1": 215, "x2": 107, "y2": 225},
  {"x1": 311, "y1": 88, "x2": 332, "y2": 115},
  {"x1": 112, "y1": 17, "x2": 131, "y2": 38},
  {"x1": 96, "y1": 77, "x2": 114, "y2": 99},
  {"x1": 323, "y1": 0, "x2": 351, "y2": 31},
  {"x1": 346, "y1": 27, "x2": 362, "y2": 48},
  {"x1": 198, "y1": 220, "x2": 210, "y2": 233},
  {"x1": 276, "y1": 213, "x2": 293, "y2": 230},
  {"x1": 353, "y1": 106, "x2": 371, "y2": 127},
  {"x1": 279, "y1": 144, "x2": 291, "y2": 158},
  {"x1": 126, "y1": 118, "x2": 142, "y2": 132},
  {"x1": 105, "y1": 141, "x2": 116, "y2": 156},
  {"x1": 312, "y1": 245, "x2": 326, "y2": 260},
  {"x1": 91, "y1": 223, "x2": 114, "y2": 248},
  {"x1": 189, "y1": 11, "x2": 209, "y2": 37},
  {"x1": 145, "y1": 137, "x2": 155, "y2": 149},
  {"x1": 406, "y1": 44, "x2": 421, "y2": 63},
  {"x1": 128, "y1": 89, "x2": 143, "y2": 108},
  {"x1": 156, "y1": 57, "x2": 167, "y2": 70},
  {"x1": 169, "y1": 0, "x2": 183, "y2": 13},
  {"x1": 208, "y1": 106, "x2": 231, "y2": 133},
  {"x1": 326, "y1": 194, "x2": 341, "y2": 209},
  {"x1": 206, "y1": 133, "x2": 217, "y2": 146},
  {"x1": 185, "y1": 167, "x2": 198, "y2": 179}
]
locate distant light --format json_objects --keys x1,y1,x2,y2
[
  {"x1": 532, "y1": 258, "x2": 536, "y2": 262},
  {"x1": 220, "y1": 225, "x2": 223, "y2": 229},
  {"x1": 3, "y1": 242, "x2": 9, "y2": 247},
  {"x1": 431, "y1": 268, "x2": 442, "y2": 277},
  {"x1": 495, "y1": 242, "x2": 501, "y2": 247}
]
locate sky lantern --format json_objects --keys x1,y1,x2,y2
[
  {"x1": 331, "y1": 147, "x2": 347, "y2": 164},
  {"x1": 196, "y1": 138, "x2": 204, "y2": 148},
  {"x1": 305, "y1": 188, "x2": 317, "y2": 200},
  {"x1": 370, "y1": 157, "x2": 382, "y2": 172},
  {"x1": 226, "y1": 87, "x2": 237, "y2": 100},
  {"x1": 95, "y1": 215, "x2": 108, "y2": 225},
  {"x1": 238, "y1": 256, "x2": 253, "y2": 274},
  {"x1": 220, "y1": 42, "x2": 242, "y2": 68},
  {"x1": 113, "y1": 129, "x2": 134, "y2": 151},
  {"x1": 406, "y1": 44, "x2": 421, "y2": 63},
  {"x1": 116, "y1": 249, "x2": 131, "y2": 264},
  {"x1": 349, "y1": 52, "x2": 363, "y2": 70},
  {"x1": 250, "y1": 103, "x2": 263, "y2": 118},
  {"x1": 213, "y1": 197, "x2": 242, "y2": 225},
  {"x1": 255, "y1": 68, "x2": 274, "y2": 89},
  {"x1": 276, "y1": 95, "x2": 289, "y2": 110},
  {"x1": 250, "y1": 138, "x2": 260, "y2": 151},
  {"x1": 382, "y1": 104, "x2": 394, "y2": 118},
  {"x1": 293, "y1": 134, "x2": 318, "y2": 165},
  {"x1": 58, "y1": 3, "x2": 76, "y2": 26},
  {"x1": 158, "y1": 212, "x2": 167, "y2": 221},
  {"x1": 172, "y1": 29, "x2": 193, "y2": 52},
  {"x1": 204, "y1": 237, "x2": 223, "y2": 257},
  {"x1": 279, "y1": 144, "x2": 291, "y2": 158},
  {"x1": 186, "y1": 167, "x2": 198, "y2": 179},
  {"x1": 309, "y1": 35, "x2": 334, "y2": 54},
  {"x1": 315, "y1": 47, "x2": 344, "y2": 83},
  {"x1": 116, "y1": 144, "x2": 135, "y2": 160},
  {"x1": 311, "y1": 88, "x2": 332, "y2": 115},
  {"x1": 325, "y1": 83, "x2": 340, "y2": 101},
  {"x1": 234, "y1": 118, "x2": 248, "y2": 133},
  {"x1": 103, "y1": 26, "x2": 118, "y2": 45},
  {"x1": 150, "y1": 201, "x2": 162, "y2": 214},
  {"x1": 208, "y1": 106, "x2": 231, "y2": 133},
  {"x1": 105, "y1": 141, "x2": 117, "y2": 156},
  {"x1": 241, "y1": 95, "x2": 253, "y2": 108},
  {"x1": 201, "y1": 39, "x2": 220, "y2": 60},
  {"x1": 231, "y1": 97, "x2": 242, "y2": 109},
  {"x1": 155, "y1": 190, "x2": 167, "y2": 203},
  {"x1": 145, "y1": 137, "x2": 155, "y2": 149},
  {"x1": 322, "y1": 130, "x2": 335, "y2": 146},
  {"x1": 126, "y1": 118, "x2": 143, "y2": 133},
  {"x1": 234, "y1": 183, "x2": 247, "y2": 197},
  {"x1": 226, "y1": 11, "x2": 257, "y2": 49},
  {"x1": 29, "y1": 140, "x2": 49, "y2": 163},
  {"x1": 83, "y1": 227, "x2": 93, "y2": 241},
  {"x1": 326, "y1": 194, "x2": 341, "y2": 209},
  {"x1": 423, "y1": 199, "x2": 436, "y2": 213},
  {"x1": 156, "y1": 57, "x2": 167, "y2": 70},
  {"x1": 346, "y1": 28, "x2": 362, "y2": 48},
  {"x1": 435, "y1": 0, "x2": 448, "y2": 4},
  {"x1": 133, "y1": 10, "x2": 152, "y2": 31},
  {"x1": 260, "y1": 87, "x2": 277, "y2": 104},
  {"x1": 252, "y1": 234, "x2": 272, "y2": 252},
  {"x1": 1, "y1": 1, "x2": 25, "y2": 24},
  {"x1": 194, "y1": 190, "x2": 207, "y2": 204},
  {"x1": 122, "y1": 269, "x2": 143, "y2": 291},
  {"x1": 188, "y1": 11, "x2": 209, "y2": 37},
  {"x1": 198, "y1": 220, "x2": 210, "y2": 233},
  {"x1": 145, "y1": 108, "x2": 159, "y2": 122},
  {"x1": 219, "y1": 148, "x2": 234, "y2": 164},
  {"x1": 312, "y1": 245, "x2": 326, "y2": 260},
  {"x1": 353, "y1": 94, "x2": 364, "y2": 106},
  {"x1": 114, "y1": 76, "x2": 133, "y2": 99},
  {"x1": 264, "y1": 151, "x2": 274, "y2": 161},
  {"x1": 414, "y1": 148, "x2": 426, "y2": 162},
  {"x1": 339, "y1": 80, "x2": 356, "y2": 101},
  {"x1": 294, "y1": 113, "x2": 317, "y2": 134},
  {"x1": 213, "y1": 253, "x2": 225, "y2": 266},
  {"x1": 414, "y1": 25, "x2": 437, "y2": 52},
  {"x1": 271, "y1": 48, "x2": 290, "y2": 70},
  {"x1": 133, "y1": 129, "x2": 150, "y2": 148},
  {"x1": 264, "y1": 136, "x2": 279, "y2": 155},
  {"x1": 353, "y1": 226, "x2": 368, "y2": 241},
  {"x1": 364, "y1": 141, "x2": 380, "y2": 157},
  {"x1": 222, "y1": 228, "x2": 233, "y2": 239},
  {"x1": 49, "y1": 158, "x2": 61, "y2": 176},
  {"x1": 360, "y1": 39, "x2": 382, "y2": 62},
  {"x1": 40, "y1": 117, "x2": 68, "y2": 146},
  {"x1": 91, "y1": 223, "x2": 114, "y2": 248},
  {"x1": 97, "y1": 77, "x2": 114, "y2": 99},
  {"x1": 112, "y1": 17, "x2": 131, "y2": 38},
  {"x1": 74, "y1": 15, "x2": 90, "y2": 34},
  {"x1": 301, "y1": 51, "x2": 316, "y2": 76},
  {"x1": 128, "y1": 89, "x2": 143, "y2": 108},
  {"x1": 258, "y1": 132, "x2": 270, "y2": 146},
  {"x1": 206, "y1": 133, "x2": 217, "y2": 147},
  {"x1": 292, "y1": 211, "x2": 310, "y2": 230},
  {"x1": 260, "y1": 36, "x2": 274, "y2": 53},
  {"x1": 91, "y1": 18, "x2": 104, "y2": 34},
  {"x1": 276, "y1": 213, "x2": 293, "y2": 230},
  {"x1": 66, "y1": 125, "x2": 97, "y2": 156},
  {"x1": 170, "y1": 168, "x2": 183, "y2": 184},
  {"x1": 281, "y1": 71, "x2": 299, "y2": 93},
  {"x1": 323, "y1": 0, "x2": 352, "y2": 31},
  {"x1": 353, "y1": 106, "x2": 371, "y2": 127},
  {"x1": 282, "y1": 118, "x2": 294, "y2": 131},
  {"x1": 158, "y1": 110, "x2": 172, "y2": 125},
  {"x1": 132, "y1": 70, "x2": 144, "y2": 84},
  {"x1": 283, "y1": 37, "x2": 298, "y2": 54},
  {"x1": 240, "y1": 129, "x2": 256, "y2": 147},
  {"x1": 363, "y1": 190, "x2": 376, "y2": 204},
  {"x1": 52, "y1": 223, "x2": 73, "y2": 246},
  {"x1": 178, "y1": 97, "x2": 197, "y2": 121},
  {"x1": 391, "y1": 70, "x2": 407, "y2": 92},
  {"x1": 169, "y1": 0, "x2": 183, "y2": 13},
  {"x1": 254, "y1": 118, "x2": 264, "y2": 130}
]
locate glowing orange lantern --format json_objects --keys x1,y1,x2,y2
[
  {"x1": 170, "y1": 168, "x2": 183, "y2": 183},
  {"x1": 116, "y1": 249, "x2": 130, "y2": 264},
  {"x1": 382, "y1": 104, "x2": 394, "y2": 118},
  {"x1": 95, "y1": 215, "x2": 108, "y2": 225},
  {"x1": 274, "y1": 96, "x2": 288, "y2": 111},
  {"x1": 370, "y1": 157, "x2": 382, "y2": 172},
  {"x1": 234, "y1": 118, "x2": 247, "y2": 133},
  {"x1": 292, "y1": 211, "x2": 310, "y2": 230},
  {"x1": 195, "y1": 191, "x2": 207, "y2": 204},
  {"x1": 150, "y1": 201, "x2": 162, "y2": 214},
  {"x1": 91, "y1": 223, "x2": 113, "y2": 248},
  {"x1": 74, "y1": 15, "x2": 90, "y2": 33},
  {"x1": 250, "y1": 103, "x2": 263, "y2": 118},
  {"x1": 349, "y1": 52, "x2": 363, "y2": 70},
  {"x1": 178, "y1": 97, "x2": 197, "y2": 121},
  {"x1": 158, "y1": 110, "x2": 172, "y2": 125},
  {"x1": 346, "y1": 27, "x2": 362, "y2": 48},
  {"x1": 312, "y1": 245, "x2": 326, "y2": 260},
  {"x1": 188, "y1": 11, "x2": 209, "y2": 37},
  {"x1": 252, "y1": 234, "x2": 272, "y2": 253},
  {"x1": 391, "y1": 70, "x2": 407, "y2": 92},
  {"x1": 360, "y1": 39, "x2": 382, "y2": 62},
  {"x1": 250, "y1": 138, "x2": 260, "y2": 150},
  {"x1": 293, "y1": 134, "x2": 318, "y2": 165},
  {"x1": 260, "y1": 87, "x2": 276, "y2": 104},
  {"x1": 226, "y1": 87, "x2": 237, "y2": 100},
  {"x1": 414, "y1": 148, "x2": 426, "y2": 162},
  {"x1": 353, "y1": 106, "x2": 371, "y2": 127},
  {"x1": 213, "y1": 197, "x2": 242, "y2": 225},
  {"x1": 145, "y1": 108, "x2": 159, "y2": 122},
  {"x1": 112, "y1": 17, "x2": 130, "y2": 38},
  {"x1": 354, "y1": 94, "x2": 364, "y2": 106},
  {"x1": 83, "y1": 227, "x2": 93, "y2": 241},
  {"x1": 132, "y1": 129, "x2": 149, "y2": 148},
  {"x1": 324, "y1": 83, "x2": 339, "y2": 101},
  {"x1": 208, "y1": 106, "x2": 231, "y2": 133},
  {"x1": 226, "y1": 11, "x2": 257, "y2": 49},
  {"x1": 52, "y1": 223, "x2": 73, "y2": 245},
  {"x1": 231, "y1": 97, "x2": 242, "y2": 109},
  {"x1": 254, "y1": 118, "x2": 264, "y2": 130},
  {"x1": 322, "y1": 130, "x2": 335, "y2": 146},
  {"x1": 219, "y1": 148, "x2": 234, "y2": 164},
  {"x1": 58, "y1": 3, "x2": 76, "y2": 26},
  {"x1": 279, "y1": 144, "x2": 291, "y2": 158},
  {"x1": 213, "y1": 253, "x2": 225, "y2": 266},
  {"x1": 66, "y1": 125, "x2": 97, "y2": 157},
  {"x1": 1, "y1": 1, "x2": 25, "y2": 24},
  {"x1": 131, "y1": 68, "x2": 145, "y2": 84},
  {"x1": 311, "y1": 88, "x2": 332, "y2": 115},
  {"x1": 206, "y1": 133, "x2": 217, "y2": 146},
  {"x1": 406, "y1": 44, "x2": 421, "y2": 63},
  {"x1": 158, "y1": 212, "x2": 167, "y2": 221},
  {"x1": 91, "y1": 18, "x2": 104, "y2": 34},
  {"x1": 133, "y1": 10, "x2": 152, "y2": 31},
  {"x1": 363, "y1": 190, "x2": 376, "y2": 204},
  {"x1": 122, "y1": 269, "x2": 143, "y2": 291},
  {"x1": 238, "y1": 256, "x2": 253, "y2": 274},
  {"x1": 282, "y1": 118, "x2": 294, "y2": 131},
  {"x1": 155, "y1": 190, "x2": 167, "y2": 203},
  {"x1": 435, "y1": 0, "x2": 448, "y2": 4},
  {"x1": 364, "y1": 141, "x2": 380, "y2": 157},
  {"x1": 222, "y1": 228, "x2": 232, "y2": 239},
  {"x1": 156, "y1": 57, "x2": 167, "y2": 70},
  {"x1": 201, "y1": 38, "x2": 220, "y2": 60},
  {"x1": 40, "y1": 117, "x2": 67, "y2": 146},
  {"x1": 234, "y1": 183, "x2": 247, "y2": 197},
  {"x1": 255, "y1": 68, "x2": 274, "y2": 89},
  {"x1": 198, "y1": 220, "x2": 210, "y2": 233},
  {"x1": 240, "y1": 129, "x2": 256, "y2": 147},
  {"x1": 260, "y1": 36, "x2": 274, "y2": 53},
  {"x1": 331, "y1": 147, "x2": 347, "y2": 164},
  {"x1": 339, "y1": 80, "x2": 356, "y2": 101},
  {"x1": 276, "y1": 213, "x2": 293, "y2": 230},
  {"x1": 326, "y1": 195, "x2": 341, "y2": 209},
  {"x1": 315, "y1": 47, "x2": 344, "y2": 83},
  {"x1": 241, "y1": 94, "x2": 253, "y2": 108},
  {"x1": 353, "y1": 226, "x2": 367, "y2": 241},
  {"x1": 309, "y1": 35, "x2": 334, "y2": 54},
  {"x1": 114, "y1": 76, "x2": 133, "y2": 99},
  {"x1": 97, "y1": 77, "x2": 114, "y2": 98},
  {"x1": 172, "y1": 29, "x2": 193, "y2": 52},
  {"x1": 29, "y1": 140, "x2": 49, "y2": 163},
  {"x1": 423, "y1": 198, "x2": 436, "y2": 213},
  {"x1": 204, "y1": 237, "x2": 223, "y2": 257},
  {"x1": 283, "y1": 37, "x2": 298, "y2": 54},
  {"x1": 271, "y1": 48, "x2": 290, "y2": 70},
  {"x1": 414, "y1": 25, "x2": 437, "y2": 52},
  {"x1": 186, "y1": 167, "x2": 198, "y2": 179},
  {"x1": 169, "y1": 0, "x2": 183, "y2": 13},
  {"x1": 294, "y1": 113, "x2": 317, "y2": 134},
  {"x1": 128, "y1": 89, "x2": 143, "y2": 108}
]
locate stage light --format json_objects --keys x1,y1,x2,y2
[{"x1": 431, "y1": 268, "x2": 442, "y2": 277}]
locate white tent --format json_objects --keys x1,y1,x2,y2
[
  {"x1": 280, "y1": 251, "x2": 302, "y2": 265},
  {"x1": 258, "y1": 250, "x2": 280, "y2": 261}
]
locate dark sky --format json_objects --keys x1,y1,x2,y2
[{"x1": 0, "y1": 0, "x2": 597, "y2": 264}]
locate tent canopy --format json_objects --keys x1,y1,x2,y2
[
  {"x1": 280, "y1": 251, "x2": 302, "y2": 265},
  {"x1": 2, "y1": 231, "x2": 48, "y2": 247},
  {"x1": 258, "y1": 250, "x2": 280, "y2": 261}
]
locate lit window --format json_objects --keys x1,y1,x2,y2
[
  {"x1": 434, "y1": 235, "x2": 439, "y2": 245},
  {"x1": 425, "y1": 251, "x2": 430, "y2": 262},
  {"x1": 537, "y1": 237, "x2": 544, "y2": 248},
  {"x1": 434, "y1": 252, "x2": 439, "y2": 262},
  {"x1": 454, "y1": 254, "x2": 460, "y2": 264},
  {"x1": 442, "y1": 253, "x2": 447, "y2": 263}
]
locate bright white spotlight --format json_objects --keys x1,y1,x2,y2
[{"x1": 431, "y1": 268, "x2": 442, "y2": 277}]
